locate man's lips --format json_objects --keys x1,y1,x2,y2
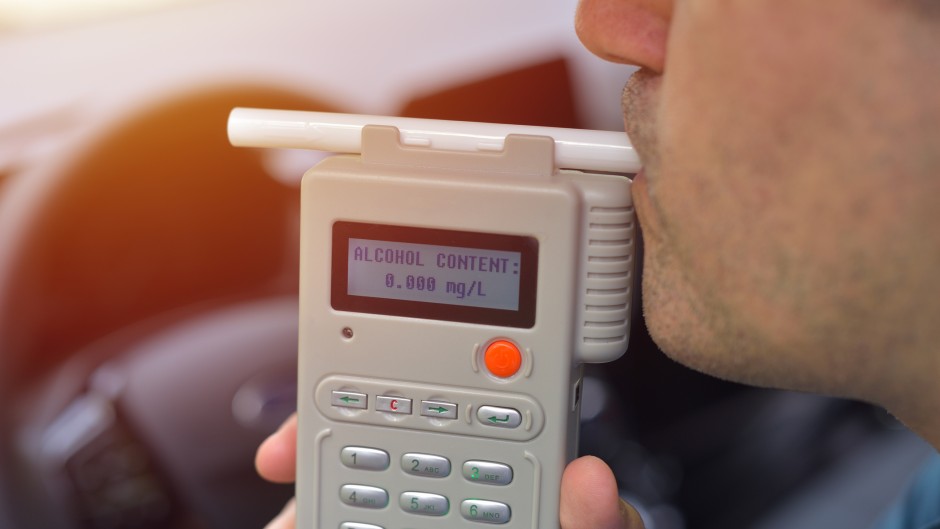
[{"x1": 622, "y1": 69, "x2": 664, "y2": 243}]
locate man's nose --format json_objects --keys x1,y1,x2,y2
[{"x1": 575, "y1": 0, "x2": 671, "y2": 73}]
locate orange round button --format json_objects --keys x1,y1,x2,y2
[{"x1": 484, "y1": 340, "x2": 523, "y2": 378}]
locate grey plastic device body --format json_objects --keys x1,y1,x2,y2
[{"x1": 297, "y1": 125, "x2": 636, "y2": 529}]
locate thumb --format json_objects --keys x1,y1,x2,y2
[{"x1": 560, "y1": 456, "x2": 646, "y2": 529}]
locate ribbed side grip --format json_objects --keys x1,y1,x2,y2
[{"x1": 583, "y1": 204, "x2": 634, "y2": 343}]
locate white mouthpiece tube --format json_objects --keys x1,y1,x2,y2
[{"x1": 228, "y1": 108, "x2": 641, "y2": 174}]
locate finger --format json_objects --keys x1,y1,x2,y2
[
  {"x1": 256, "y1": 413, "x2": 298, "y2": 483},
  {"x1": 263, "y1": 498, "x2": 296, "y2": 529},
  {"x1": 560, "y1": 456, "x2": 646, "y2": 529}
]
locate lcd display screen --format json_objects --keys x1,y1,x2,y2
[{"x1": 332, "y1": 222, "x2": 537, "y2": 327}]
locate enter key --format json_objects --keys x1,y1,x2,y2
[{"x1": 477, "y1": 406, "x2": 522, "y2": 429}]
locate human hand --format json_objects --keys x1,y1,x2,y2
[
  {"x1": 256, "y1": 414, "x2": 298, "y2": 529},
  {"x1": 256, "y1": 413, "x2": 645, "y2": 529}
]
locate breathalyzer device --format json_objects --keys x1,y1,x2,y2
[{"x1": 228, "y1": 109, "x2": 639, "y2": 529}]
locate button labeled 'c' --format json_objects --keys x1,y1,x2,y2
[
  {"x1": 484, "y1": 340, "x2": 523, "y2": 378},
  {"x1": 376, "y1": 395, "x2": 412, "y2": 415}
]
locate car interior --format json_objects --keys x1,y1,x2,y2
[{"x1": 0, "y1": 1, "x2": 932, "y2": 528}]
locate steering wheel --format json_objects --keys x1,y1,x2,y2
[{"x1": 0, "y1": 86, "x2": 332, "y2": 529}]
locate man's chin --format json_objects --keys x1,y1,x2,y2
[
  {"x1": 640, "y1": 257, "x2": 780, "y2": 389},
  {"x1": 642, "y1": 269, "x2": 835, "y2": 395},
  {"x1": 634, "y1": 189, "x2": 782, "y2": 388},
  {"x1": 641, "y1": 269, "x2": 719, "y2": 376},
  {"x1": 640, "y1": 248, "x2": 711, "y2": 367}
]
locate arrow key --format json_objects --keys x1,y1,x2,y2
[
  {"x1": 477, "y1": 406, "x2": 522, "y2": 429},
  {"x1": 332, "y1": 390, "x2": 368, "y2": 410},
  {"x1": 420, "y1": 400, "x2": 457, "y2": 420}
]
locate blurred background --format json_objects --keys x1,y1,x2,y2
[{"x1": 0, "y1": 1, "x2": 932, "y2": 528}]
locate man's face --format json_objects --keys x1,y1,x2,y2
[{"x1": 577, "y1": 0, "x2": 940, "y2": 404}]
